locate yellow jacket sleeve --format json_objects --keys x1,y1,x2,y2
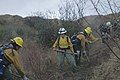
[
  {"x1": 53, "y1": 38, "x2": 59, "y2": 48},
  {"x1": 4, "y1": 49, "x2": 25, "y2": 78},
  {"x1": 89, "y1": 34, "x2": 97, "y2": 41},
  {"x1": 77, "y1": 34, "x2": 86, "y2": 51}
]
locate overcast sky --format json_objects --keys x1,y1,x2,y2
[
  {"x1": 0, "y1": 0, "x2": 119, "y2": 18},
  {"x1": 0, "y1": 0, "x2": 60, "y2": 17}
]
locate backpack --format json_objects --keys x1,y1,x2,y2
[
  {"x1": 99, "y1": 24, "x2": 108, "y2": 33},
  {"x1": 71, "y1": 34, "x2": 81, "y2": 53},
  {"x1": 0, "y1": 44, "x2": 11, "y2": 76}
]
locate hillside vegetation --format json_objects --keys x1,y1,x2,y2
[{"x1": 0, "y1": 13, "x2": 119, "y2": 80}]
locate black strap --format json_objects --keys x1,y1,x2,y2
[{"x1": 58, "y1": 36, "x2": 70, "y2": 48}]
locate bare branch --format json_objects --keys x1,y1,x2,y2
[
  {"x1": 90, "y1": 0, "x2": 103, "y2": 19},
  {"x1": 106, "y1": 0, "x2": 116, "y2": 19}
]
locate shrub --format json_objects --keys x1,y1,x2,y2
[{"x1": 16, "y1": 28, "x2": 24, "y2": 36}]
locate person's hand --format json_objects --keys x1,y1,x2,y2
[
  {"x1": 53, "y1": 47, "x2": 57, "y2": 51},
  {"x1": 83, "y1": 50, "x2": 86, "y2": 53},
  {"x1": 88, "y1": 41, "x2": 92, "y2": 44},
  {"x1": 74, "y1": 52, "x2": 77, "y2": 55},
  {"x1": 0, "y1": 59, "x2": 3, "y2": 62},
  {"x1": 22, "y1": 76, "x2": 29, "y2": 80},
  {"x1": 71, "y1": 50, "x2": 75, "y2": 54},
  {"x1": 82, "y1": 50, "x2": 86, "y2": 55}
]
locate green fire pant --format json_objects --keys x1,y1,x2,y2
[
  {"x1": 57, "y1": 51, "x2": 77, "y2": 71},
  {"x1": 3, "y1": 67, "x2": 13, "y2": 80}
]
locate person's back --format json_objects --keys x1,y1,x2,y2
[
  {"x1": 100, "y1": 24, "x2": 107, "y2": 33},
  {"x1": 99, "y1": 24, "x2": 109, "y2": 39},
  {"x1": 76, "y1": 32, "x2": 90, "y2": 63},
  {"x1": 0, "y1": 37, "x2": 29, "y2": 80},
  {"x1": 77, "y1": 32, "x2": 86, "y2": 52},
  {"x1": 71, "y1": 33, "x2": 81, "y2": 53}
]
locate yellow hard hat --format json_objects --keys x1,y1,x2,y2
[
  {"x1": 85, "y1": 27, "x2": 92, "y2": 34},
  {"x1": 12, "y1": 37, "x2": 23, "y2": 47}
]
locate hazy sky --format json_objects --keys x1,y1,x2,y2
[
  {"x1": 0, "y1": 0, "x2": 60, "y2": 17},
  {"x1": 0, "y1": 0, "x2": 119, "y2": 18}
]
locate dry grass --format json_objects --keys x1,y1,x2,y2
[{"x1": 19, "y1": 40, "x2": 62, "y2": 80}]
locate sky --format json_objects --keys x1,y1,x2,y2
[
  {"x1": 0, "y1": 0, "x2": 119, "y2": 18},
  {"x1": 0, "y1": 0, "x2": 60, "y2": 17}
]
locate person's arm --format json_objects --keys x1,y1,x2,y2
[
  {"x1": 4, "y1": 49, "x2": 25, "y2": 78},
  {"x1": 77, "y1": 35, "x2": 86, "y2": 51},
  {"x1": 13, "y1": 50, "x2": 29, "y2": 80},
  {"x1": 52, "y1": 37, "x2": 59, "y2": 49},
  {"x1": 13, "y1": 52, "x2": 25, "y2": 78}
]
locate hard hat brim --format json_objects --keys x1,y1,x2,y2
[{"x1": 58, "y1": 31, "x2": 67, "y2": 34}]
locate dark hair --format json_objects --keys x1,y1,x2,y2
[{"x1": 11, "y1": 41, "x2": 20, "y2": 50}]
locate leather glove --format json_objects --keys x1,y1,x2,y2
[
  {"x1": 0, "y1": 59, "x2": 3, "y2": 62},
  {"x1": 22, "y1": 76, "x2": 29, "y2": 80},
  {"x1": 83, "y1": 50, "x2": 86, "y2": 54},
  {"x1": 88, "y1": 41, "x2": 92, "y2": 44},
  {"x1": 82, "y1": 50, "x2": 86, "y2": 55},
  {"x1": 74, "y1": 52, "x2": 77, "y2": 55}
]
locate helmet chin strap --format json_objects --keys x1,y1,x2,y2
[
  {"x1": 60, "y1": 34, "x2": 66, "y2": 38},
  {"x1": 11, "y1": 42, "x2": 21, "y2": 50}
]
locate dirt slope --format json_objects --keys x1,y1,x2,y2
[{"x1": 51, "y1": 39, "x2": 120, "y2": 80}]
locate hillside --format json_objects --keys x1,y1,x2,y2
[{"x1": 0, "y1": 13, "x2": 119, "y2": 80}]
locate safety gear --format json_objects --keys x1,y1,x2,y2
[
  {"x1": 79, "y1": 32, "x2": 84, "y2": 34},
  {"x1": 71, "y1": 34, "x2": 81, "y2": 53},
  {"x1": 58, "y1": 36, "x2": 69, "y2": 49},
  {"x1": 83, "y1": 51, "x2": 86, "y2": 54},
  {"x1": 106, "y1": 22, "x2": 111, "y2": 26},
  {"x1": 58, "y1": 28, "x2": 67, "y2": 34},
  {"x1": 22, "y1": 76, "x2": 29, "y2": 80},
  {"x1": 53, "y1": 36, "x2": 70, "y2": 49},
  {"x1": 53, "y1": 35, "x2": 74, "y2": 54},
  {"x1": 0, "y1": 44, "x2": 14, "y2": 77},
  {"x1": 57, "y1": 51, "x2": 77, "y2": 71},
  {"x1": 4, "y1": 48, "x2": 25, "y2": 77},
  {"x1": 84, "y1": 27, "x2": 92, "y2": 35},
  {"x1": 0, "y1": 43, "x2": 25, "y2": 79},
  {"x1": 82, "y1": 50, "x2": 86, "y2": 55},
  {"x1": 0, "y1": 47, "x2": 10, "y2": 76},
  {"x1": 88, "y1": 41, "x2": 92, "y2": 44},
  {"x1": 89, "y1": 34, "x2": 97, "y2": 41},
  {"x1": 74, "y1": 50, "x2": 81, "y2": 64},
  {"x1": 117, "y1": 19, "x2": 119, "y2": 22},
  {"x1": 77, "y1": 34, "x2": 86, "y2": 53},
  {"x1": 11, "y1": 37, "x2": 23, "y2": 47}
]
